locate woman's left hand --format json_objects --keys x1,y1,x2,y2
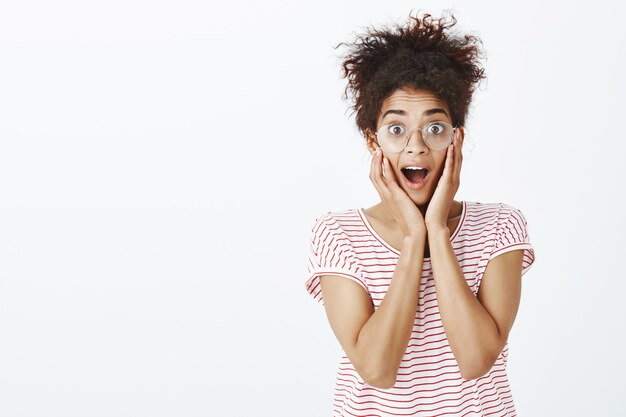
[{"x1": 424, "y1": 129, "x2": 463, "y2": 231}]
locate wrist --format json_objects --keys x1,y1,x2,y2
[
  {"x1": 402, "y1": 233, "x2": 426, "y2": 255},
  {"x1": 426, "y1": 225, "x2": 450, "y2": 240},
  {"x1": 403, "y1": 230, "x2": 426, "y2": 242}
]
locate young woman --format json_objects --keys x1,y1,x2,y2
[{"x1": 305, "y1": 11, "x2": 536, "y2": 417}]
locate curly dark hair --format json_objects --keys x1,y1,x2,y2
[{"x1": 334, "y1": 10, "x2": 487, "y2": 143}]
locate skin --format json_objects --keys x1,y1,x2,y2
[
  {"x1": 364, "y1": 86, "x2": 464, "y2": 255},
  {"x1": 319, "y1": 85, "x2": 526, "y2": 383},
  {"x1": 364, "y1": 86, "x2": 525, "y2": 379}
]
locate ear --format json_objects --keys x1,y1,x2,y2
[
  {"x1": 454, "y1": 126, "x2": 465, "y2": 142},
  {"x1": 365, "y1": 128, "x2": 377, "y2": 153}
]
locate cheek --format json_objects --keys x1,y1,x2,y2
[
  {"x1": 389, "y1": 158, "x2": 402, "y2": 173},
  {"x1": 432, "y1": 153, "x2": 448, "y2": 175}
]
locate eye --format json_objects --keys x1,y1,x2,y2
[
  {"x1": 386, "y1": 124, "x2": 406, "y2": 136},
  {"x1": 425, "y1": 122, "x2": 447, "y2": 135}
]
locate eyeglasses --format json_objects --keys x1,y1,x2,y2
[{"x1": 374, "y1": 121, "x2": 458, "y2": 153}]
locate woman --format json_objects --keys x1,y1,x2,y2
[{"x1": 305, "y1": 10, "x2": 536, "y2": 417}]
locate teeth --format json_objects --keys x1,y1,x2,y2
[{"x1": 404, "y1": 166, "x2": 426, "y2": 170}]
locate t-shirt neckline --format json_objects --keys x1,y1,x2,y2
[{"x1": 356, "y1": 201, "x2": 467, "y2": 259}]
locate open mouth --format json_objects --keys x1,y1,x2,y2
[{"x1": 401, "y1": 167, "x2": 429, "y2": 185}]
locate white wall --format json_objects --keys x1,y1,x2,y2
[{"x1": 1, "y1": 0, "x2": 624, "y2": 416}]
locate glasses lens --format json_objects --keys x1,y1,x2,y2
[
  {"x1": 377, "y1": 124, "x2": 408, "y2": 153},
  {"x1": 377, "y1": 122, "x2": 454, "y2": 152},
  {"x1": 423, "y1": 122, "x2": 454, "y2": 150}
]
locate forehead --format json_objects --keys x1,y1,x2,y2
[{"x1": 379, "y1": 87, "x2": 450, "y2": 117}]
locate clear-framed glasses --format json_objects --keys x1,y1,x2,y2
[{"x1": 374, "y1": 121, "x2": 458, "y2": 153}]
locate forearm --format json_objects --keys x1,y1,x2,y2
[
  {"x1": 356, "y1": 235, "x2": 426, "y2": 388},
  {"x1": 427, "y1": 227, "x2": 500, "y2": 379}
]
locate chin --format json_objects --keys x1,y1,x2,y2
[{"x1": 407, "y1": 190, "x2": 433, "y2": 207}]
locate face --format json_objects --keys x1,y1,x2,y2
[{"x1": 366, "y1": 86, "x2": 464, "y2": 207}]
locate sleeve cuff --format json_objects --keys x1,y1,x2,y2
[
  {"x1": 305, "y1": 269, "x2": 369, "y2": 305},
  {"x1": 489, "y1": 242, "x2": 535, "y2": 276}
]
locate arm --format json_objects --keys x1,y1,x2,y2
[
  {"x1": 320, "y1": 234, "x2": 426, "y2": 389},
  {"x1": 427, "y1": 227, "x2": 524, "y2": 380}
]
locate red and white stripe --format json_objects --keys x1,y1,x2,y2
[{"x1": 305, "y1": 201, "x2": 535, "y2": 417}]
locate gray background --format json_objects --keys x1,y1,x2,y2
[{"x1": 1, "y1": 0, "x2": 624, "y2": 416}]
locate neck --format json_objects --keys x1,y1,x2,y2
[{"x1": 380, "y1": 200, "x2": 460, "y2": 223}]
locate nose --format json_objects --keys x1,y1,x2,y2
[{"x1": 404, "y1": 128, "x2": 429, "y2": 153}]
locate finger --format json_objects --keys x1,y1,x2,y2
[
  {"x1": 380, "y1": 155, "x2": 393, "y2": 190},
  {"x1": 370, "y1": 147, "x2": 389, "y2": 197},
  {"x1": 451, "y1": 131, "x2": 458, "y2": 177},
  {"x1": 369, "y1": 149, "x2": 384, "y2": 195},
  {"x1": 443, "y1": 143, "x2": 454, "y2": 182},
  {"x1": 455, "y1": 130, "x2": 463, "y2": 179},
  {"x1": 378, "y1": 149, "x2": 392, "y2": 195},
  {"x1": 383, "y1": 157, "x2": 403, "y2": 192},
  {"x1": 382, "y1": 157, "x2": 393, "y2": 186}
]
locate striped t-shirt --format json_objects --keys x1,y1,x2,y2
[{"x1": 305, "y1": 200, "x2": 535, "y2": 417}]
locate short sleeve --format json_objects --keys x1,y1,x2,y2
[
  {"x1": 304, "y1": 214, "x2": 369, "y2": 305},
  {"x1": 488, "y1": 205, "x2": 536, "y2": 276}
]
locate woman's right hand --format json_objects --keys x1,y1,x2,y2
[{"x1": 369, "y1": 146, "x2": 427, "y2": 238}]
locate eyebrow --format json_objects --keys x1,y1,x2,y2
[{"x1": 382, "y1": 108, "x2": 449, "y2": 120}]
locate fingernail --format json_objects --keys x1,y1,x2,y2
[{"x1": 375, "y1": 148, "x2": 381, "y2": 156}]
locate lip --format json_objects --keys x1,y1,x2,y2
[
  {"x1": 400, "y1": 162, "x2": 431, "y2": 171},
  {"x1": 401, "y1": 169, "x2": 430, "y2": 190}
]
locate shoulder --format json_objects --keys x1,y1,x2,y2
[
  {"x1": 311, "y1": 208, "x2": 361, "y2": 232},
  {"x1": 466, "y1": 201, "x2": 527, "y2": 219},
  {"x1": 493, "y1": 203, "x2": 529, "y2": 227},
  {"x1": 463, "y1": 201, "x2": 531, "y2": 240}
]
